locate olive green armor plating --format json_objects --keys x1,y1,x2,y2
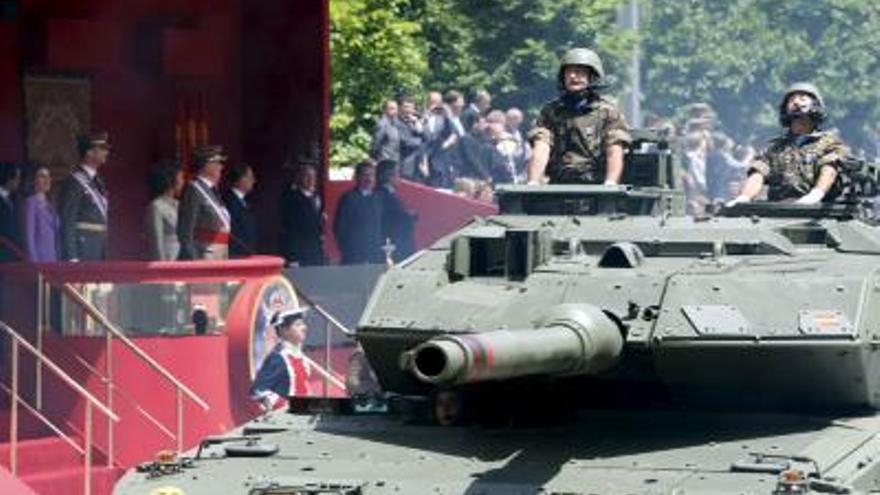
[
  {"x1": 358, "y1": 139, "x2": 880, "y2": 409},
  {"x1": 114, "y1": 136, "x2": 880, "y2": 495}
]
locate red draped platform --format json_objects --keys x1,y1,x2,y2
[{"x1": 0, "y1": 257, "x2": 332, "y2": 473}]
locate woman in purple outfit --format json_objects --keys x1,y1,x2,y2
[{"x1": 22, "y1": 166, "x2": 59, "y2": 262}]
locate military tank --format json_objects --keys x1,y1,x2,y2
[{"x1": 114, "y1": 134, "x2": 880, "y2": 494}]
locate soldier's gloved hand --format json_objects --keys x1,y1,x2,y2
[
  {"x1": 796, "y1": 188, "x2": 825, "y2": 205},
  {"x1": 603, "y1": 180, "x2": 617, "y2": 186},
  {"x1": 724, "y1": 195, "x2": 751, "y2": 208}
]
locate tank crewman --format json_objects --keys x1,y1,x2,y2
[
  {"x1": 728, "y1": 82, "x2": 848, "y2": 205},
  {"x1": 526, "y1": 48, "x2": 632, "y2": 185},
  {"x1": 176, "y1": 145, "x2": 231, "y2": 260},
  {"x1": 58, "y1": 130, "x2": 112, "y2": 261},
  {"x1": 251, "y1": 308, "x2": 311, "y2": 410}
]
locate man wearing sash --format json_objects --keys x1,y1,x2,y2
[
  {"x1": 58, "y1": 131, "x2": 111, "y2": 261},
  {"x1": 177, "y1": 145, "x2": 231, "y2": 260}
]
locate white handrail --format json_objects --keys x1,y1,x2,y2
[
  {"x1": 67, "y1": 351, "x2": 176, "y2": 440},
  {"x1": 57, "y1": 283, "x2": 210, "y2": 411},
  {"x1": 0, "y1": 382, "x2": 85, "y2": 455},
  {"x1": 2, "y1": 320, "x2": 118, "y2": 493},
  {"x1": 293, "y1": 288, "x2": 355, "y2": 336},
  {"x1": 301, "y1": 354, "x2": 347, "y2": 390},
  {"x1": 0, "y1": 322, "x2": 118, "y2": 421}
]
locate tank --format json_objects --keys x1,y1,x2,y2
[
  {"x1": 114, "y1": 138, "x2": 880, "y2": 494},
  {"x1": 359, "y1": 159, "x2": 880, "y2": 411}
]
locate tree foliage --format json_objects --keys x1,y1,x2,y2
[
  {"x1": 330, "y1": 0, "x2": 632, "y2": 164},
  {"x1": 330, "y1": 0, "x2": 428, "y2": 165},
  {"x1": 330, "y1": 0, "x2": 880, "y2": 163},
  {"x1": 642, "y1": 0, "x2": 880, "y2": 149},
  {"x1": 414, "y1": 0, "x2": 632, "y2": 111}
]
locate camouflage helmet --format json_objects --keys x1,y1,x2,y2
[
  {"x1": 557, "y1": 48, "x2": 605, "y2": 90},
  {"x1": 779, "y1": 82, "x2": 826, "y2": 127}
]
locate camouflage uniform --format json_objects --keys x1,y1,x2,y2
[
  {"x1": 528, "y1": 96, "x2": 631, "y2": 184},
  {"x1": 749, "y1": 131, "x2": 846, "y2": 201}
]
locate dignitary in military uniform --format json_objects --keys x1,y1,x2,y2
[
  {"x1": 729, "y1": 82, "x2": 848, "y2": 205},
  {"x1": 58, "y1": 131, "x2": 111, "y2": 261},
  {"x1": 526, "y1": 48, "x2": 632, "y2": 185},
  {"x1": 177, "y1": 145, "x2": 231, "y2": 260},
  {"x1": 250, "y1": 307, "x2": 311, "y2": 410}
]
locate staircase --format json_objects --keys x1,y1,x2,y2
[
  {"x1": 0, "y1": 321, "x2": 123, "y2": 495},
  {"x1": 0, "y1": 435, "x2": 122, "y2": 495},
  {"x1": 0, "y1": 407, "x2": 123, "y2": 494},
  {"x1": 0, "y1": 250, "x2": 354, "y2": 494},
  {"x1": 0, "y1": 409, "x2": 122, "y2": 495}
]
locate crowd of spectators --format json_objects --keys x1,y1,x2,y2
[
  {"x1": 369, "y1": 89, "x2": 531, "y2": 202},
  {"x1": 644, "y1": 103, "x2": 756, "y2": 216},
  {"x1": 3, "y1": 97, "x2": 877, "y2": 267},
  {"x1": 367, "y1": 90, "x2": 764, "y2": 214}
]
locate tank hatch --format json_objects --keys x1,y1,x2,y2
[{"x1": 496, "y1": 184, "x2": 685, "y2": 217}]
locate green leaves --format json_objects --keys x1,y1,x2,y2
[
  {"x1": 642, "y1": 0, "x2": 880, "y2": 148},
  {"x1": 330, "y1": 0, "x2": 428, "y2": 165},
  {"x1": 331, "y1": 0, "x2": 880, "y2": 163},
  {"x1": 330, "y1": 0, "x2": 633, "y2": 165}
]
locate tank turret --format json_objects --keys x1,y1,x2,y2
[
  {"x1": 357, "y1": 150, "x2": 880, "y2": 409},
  {"x1": 114, "y1": 145, "x2": 880, "y2": 495}
]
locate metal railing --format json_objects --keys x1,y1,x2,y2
[
  {"x1": 292, "y1": 287, "x2": 354, "y2": 397},
  {"x1": 42, "y1": 280, "x2": 210, "y2": 454},
  {"x1": 0, "y1": 236, "x2": 210, "y2": 458},
  {"x1": 43, "y1": 334, "x2": 177, "y2": 441},
  {"x1": 1, "y1": 321, "x2": 119, "y2": 495}
]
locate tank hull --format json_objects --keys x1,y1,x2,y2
[
  {"x1": 114, "y1": 404, "x2": 880, "y2": 495},
  {"x1": 359, "y1": 213, "x2": 880, "y2": 409}
]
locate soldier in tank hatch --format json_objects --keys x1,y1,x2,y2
[
  {"x1": 526, "y1": 48, "x2": 632, "y2": 185},
  {"x1": 728, "y1": 82, "x2": 849, "y2": 205}
]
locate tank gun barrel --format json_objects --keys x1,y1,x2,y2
[{"x1": 402, "y1": 304, "x2": 623, "y2": 386}]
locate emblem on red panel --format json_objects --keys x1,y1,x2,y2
[{"x1": 251, "y1": 276, "x2": 299, "y2": 377}]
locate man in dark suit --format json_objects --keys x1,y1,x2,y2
[
  {"x1": 427, "y1": 90, "x2": 467, "y2": 188},
  {"x1": 58, "y1": 131, "x2": 111, "y2": 261},
  {"x1": 396, "y1": 96, "x2": 426, "y2": 180},
  {"x1": 0, "y1": 162, "x2": 22, "y2": 261},
  {"x1": 370, "y1": 99, "x2": 402, "y2": 163},
  {"x1": 223, "y1": 162, "x2": 257, "y2": 257},
  {"x1": 460, "y1": 89, "x2": 492, "y2": 134},
  {"x1": 177, "y1": 145, "x2": 231, "y2": 260},
  {"x1": 333, "y1": 161, "x2": 384, "y2": 265},
  {"x1": 279, "y1": 164, "x2": 326, "y2": 266},
  {"x1": 376, "y1": 160, "x2": 416, "y2": 262}
]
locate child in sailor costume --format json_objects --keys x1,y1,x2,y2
[{"x1": 250, "y1": 308, "x2": 311, "y2": 410}]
